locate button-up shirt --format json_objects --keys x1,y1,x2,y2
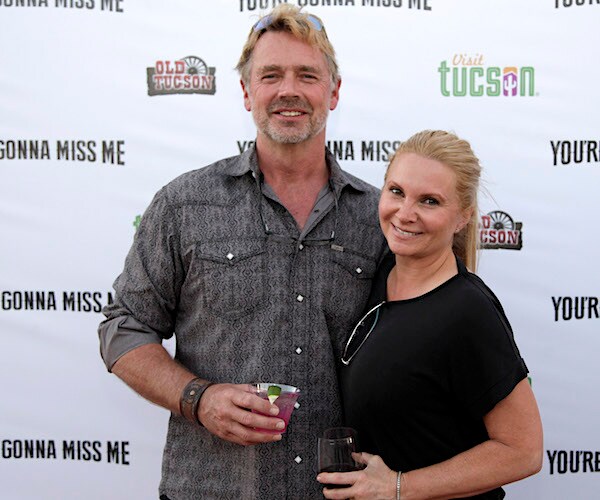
[{"x1": 98, "y1": 145, "x2": 388, "y2": 499}]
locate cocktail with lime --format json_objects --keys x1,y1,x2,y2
[{"x1": 252, "y1": 383, "x2": 300, "y2": 434}]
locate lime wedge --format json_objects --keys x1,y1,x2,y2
[{"x1": 267, "y1": 385, "x2": 282, "y2": 404}]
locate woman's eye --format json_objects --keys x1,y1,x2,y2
[
  {"x1": 390, "y1": 188, "x2": 404, "y2": 196},
  {"x1": 423, "y1": 198, "x2": 439, "y2": 206}
]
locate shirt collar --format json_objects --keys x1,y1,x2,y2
[{"x1": 224, "y1": 143, "x2": 367, "y2": 197}]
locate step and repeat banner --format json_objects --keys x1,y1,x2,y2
[{"x1": 1, "y1": 1, "x2": 599, "y2": 498}]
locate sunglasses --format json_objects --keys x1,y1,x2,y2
[
  {"x1": 341, "y1": 301, "x2": 386, "y2": 366},
  {"x1": 256, "y1": 175, "x2": 338, "y2": 248},
  {"x1": 253, "y1": 13, "x2": 323, "y2": 32}
]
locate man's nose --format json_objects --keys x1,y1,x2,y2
[{"x1": 277, "y1": 74, "x2": 299, "y2": 97}]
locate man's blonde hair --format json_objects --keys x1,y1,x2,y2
[{"x1": 236, "y1": 4, "x2": 340, "y2": 86}]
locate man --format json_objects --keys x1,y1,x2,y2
[{"x1": 99, "y1": 5, "x2": 387, "y2": 499}]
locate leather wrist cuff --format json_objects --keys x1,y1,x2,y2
[{"x1": 180, "y1": 378, "x2": 215, "y2": 427}]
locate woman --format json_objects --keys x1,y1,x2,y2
[{"x1": 317, "y1": 130, "x2": 543, "y2": 499}]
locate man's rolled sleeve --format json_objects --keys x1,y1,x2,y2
[
  {"x1": 98, "y1": 315, "x2": 163, "y2": 372},
  {"x1": 99, "y1": 187, "x2": 182, "y2": 371}
]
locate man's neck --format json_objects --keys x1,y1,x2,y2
[
  {"x1": 255, "y1": 133, "x2": 329, "y2": 189},
  {"x1": 255, "y1": 133, "x2": 330, "y2": 230}
]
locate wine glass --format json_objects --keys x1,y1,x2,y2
[{"x1": 317, "y1": 427, "x2": 363, "y2": 489}]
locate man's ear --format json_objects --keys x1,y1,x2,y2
[
  {"x1": 241, "y1": 79, "x2": 251, "y2": 112},
  {"x1": 329, "y1": 77, "x2": 341, "y2": 111}
]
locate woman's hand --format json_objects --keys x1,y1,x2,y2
[{"x1": 317, "y1": 452, "x2": 398, "y2": 499}]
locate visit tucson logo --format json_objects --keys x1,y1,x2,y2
[
  {"x1": 147, "y1": 56, "x2": 216, "y2": 96},
  {"x1": 438, "y1": 54, "x2": 535, "y2": 97}
]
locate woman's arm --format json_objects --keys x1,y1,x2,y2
[
  {"x1": 318, "y1": 378, "x2": 543, "y2": 500},
  {"x1": 399, "y1": 378, "x2": 543, "y2": 499}
]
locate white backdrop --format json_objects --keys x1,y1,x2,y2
[{"x1": 1, "y1": 0, "x2": 599, "y2": 498}]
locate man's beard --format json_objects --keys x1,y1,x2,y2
[{"x1": 254, "y1": 97, "x2": 328, "y2": 144}]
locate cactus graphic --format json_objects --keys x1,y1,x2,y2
[
  {"x1": 133, "y1": 215, "x2": 142, "y2": 230},
  {"x1": 503, "y1": 67, "x2": 518, "y2": 96}
]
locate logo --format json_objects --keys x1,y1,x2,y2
[
  {"x1": 551, "y1": 140, "x2": 599, "y2": 166},
  {"x1": 479, "y1": 211, "x2": 523, "y2": 250},
  {"x1": 147, "y1": 56, "x2": 216, "y2": 96},
  {"x1": 552, "y1": 296, "x2": 599, "y2": 321},
  {"x1": 439, "y1": 54, "x2": 536, "y2": 97},
  {"x1": 133, "y1": 215, "x2": 141, "y2": 230}
]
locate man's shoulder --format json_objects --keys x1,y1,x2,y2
[
  {"x1": 339, "y1": 168, "x2": 381, "y2": 197},
  {"x1": 158, "y1": 153, "x2": 249, "y2": 203},
  {"x1": 168, "y1": 154, "x2": 244, "y2": 186},
  {"x1": 326, "y1": 148, "x2": 381, "y2": 199}
]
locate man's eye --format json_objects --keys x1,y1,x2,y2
[{"x1": 390, "y1": 188, "x2": 403, "y2": 196}]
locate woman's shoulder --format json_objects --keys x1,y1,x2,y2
[
  {"x1": 452, "y1": 261, "x2": 513, "y2": 333},
  {"x1": 457, "y1": 262, "x2": 505, "y2": 309}
]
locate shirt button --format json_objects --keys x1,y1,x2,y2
[
  {"x1": 295, "y1": 347, "x2": 302, "y2": 355},
  {"x1": 294, "y1": 456, "x2": 302, "y2": 464},
  {"x1": 294, "y1": 402, "x2": 300, "y2": 409},
  {"x1": 298, "y1": 243, "x2": 304, "y2": 250},
  {"x1": 226, "y1": 253, "x2": 234, "y2": 260},
  {"x1": 356, "y1": 267, "x2": 362, "y2": 274},
  {"x1": 296, "y1": 294, "x2": 304, "y2": 302}
]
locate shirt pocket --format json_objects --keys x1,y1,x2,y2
[
  {"x1": 195, "y1": 238, "x2": 267, "y2": 319},
  {"x1": 326, "y1": 249, "x2": 377, "y2": 344}
]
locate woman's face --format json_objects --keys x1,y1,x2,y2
[{"x1": 379, "y1": 152, "x2": 471, "y2": 261}]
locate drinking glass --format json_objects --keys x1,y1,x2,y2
[
  {"x1": 251, "y1": 383, "x2": 300, "y2": 434},
  {"x1": 317, "y1": 427, "x2": 363, "y2": 489}
]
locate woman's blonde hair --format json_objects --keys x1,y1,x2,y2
[
  {"x1": 386, "y1": 130, "x2": 481, "y2": 271},
  {"x1": 236, "y1": 4, "x2": 340, "y2": 86}
]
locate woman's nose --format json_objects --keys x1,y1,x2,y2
[{"x1": 396, "y1": 201, "x2": 417, "y2": 222}]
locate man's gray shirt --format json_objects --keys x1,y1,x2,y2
[{"x1": 98, "y1": 146, "x2": 387, "y2": 499}]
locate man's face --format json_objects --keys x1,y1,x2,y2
[{"x1": 242, "y1": 31, "x2": 340, "y2": 145}]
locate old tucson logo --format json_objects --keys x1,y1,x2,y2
[
  {"x1": 479, "y1": 211, "x2": 523, "y2": 250},
  {"x1": 147, "y1": 56, "x2": 216, "y2": 96}
]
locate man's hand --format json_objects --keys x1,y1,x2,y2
[{"x1": 198, "y1": 383, "x2": 286, "y2": 445}]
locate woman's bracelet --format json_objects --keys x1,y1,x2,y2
[{"x1": 396, "y1": 470, "x2": 402, "y2": 500}]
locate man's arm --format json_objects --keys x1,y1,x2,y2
[
  {"x1": 111, "y1": 343, "x2": 191, "y2": 413},
  {"x1": 110, "y1": 343, "x2": 286, "y2": 446}
]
